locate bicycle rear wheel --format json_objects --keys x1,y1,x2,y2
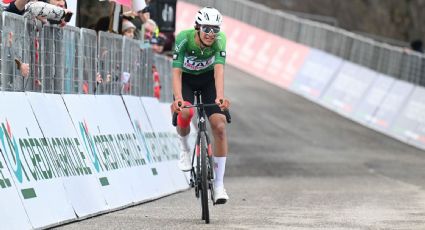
[{"x1": 200, "y1": 132, "x2": 210, "y2": 224}]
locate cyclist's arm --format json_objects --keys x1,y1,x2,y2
[
  {"x1": 172, "y1": 31, "x2": 187, "y2": 101},
  {"x1": 214, "y1": 64, "x2": 225, "y2": 99},
  {"x1": 172, "y1": 68, "x2": 183, "y2": 100},
  {"x1": 214, "y1": 32, "x2": 227, "y2": 100}
]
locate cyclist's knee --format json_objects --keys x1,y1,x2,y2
[
  {"x1": 211, "y1": 120, "x2": 226, "y2": 140},
  {"x1": 177, "y1": 101, "x2": 194, "y2": 128}
]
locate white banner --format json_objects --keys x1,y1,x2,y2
[
  {"x1": 353, "y1": 74, "x2": 395, "y2": 125},
  {"x1": 290, "y1": 49, "x2": 343, "y2": 101},
  {"x1": 121, "y1": 95, "x2": 166, "y2": 199},
  {"x1": 320, "y1": 62, "x2": 378, "y2": 117},
  {"x1": 0, "y1": 115, "x2": 32, "y2": 230},
  {"x1": 62, "y1": 94, "x2": 136, "y2": 209},
  {"x1": 0, "y1": 92, "x2": 75, "y2": 228},
  {"x1": 390, "y1": 86, "x2": 425, "y2": 145},
  {"x1": 159, "y1": 102, "x2": 191, "y2": 189},
  {"x1": 26, "y1": 93, "x2": 108, "y2": 217},
  {"x1": 140, "y1": 97, "x2": 188, "y2": 191},
  {"x1": 371, "y1": 80, "x2": 414, "y2": 136}
]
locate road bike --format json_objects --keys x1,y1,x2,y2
[{"x1": 172, "y1": 91, "x2": 231, "y2": 224}]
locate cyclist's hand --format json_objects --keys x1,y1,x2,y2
[
  {"x1": 172, "y1": 99, "x2": 184, "y2": 113},
  {"x1": 215, "y1": 98, "x2": 230, "y2": 111}
]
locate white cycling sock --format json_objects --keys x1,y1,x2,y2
[
  {"x1": 214, "y1": 156, "x2": 226, "y2": 189},
  {"x1": 179, "y1": 134, "x2": 190, "y2": 152}
]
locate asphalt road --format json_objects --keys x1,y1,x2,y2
[{"x1": 55, "y1": 65, "x2": 425, "y2": 229}]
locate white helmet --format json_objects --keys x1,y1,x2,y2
[{"x1": 195, "y1": 7, "x2": 223, "y2": 27}]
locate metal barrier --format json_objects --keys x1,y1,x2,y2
[
  {"x1": 1, "y1": 12, "x2": 29, "y2": 92},
  {"x1": 154, "y1": 54, "x2": 173, "y2": 103},
  {"x1": 97, "y1": 31, "x2": 124, "y2": 95},
  {"x1": 0, "y1": 11, "x2": 165, "y2": 98},
  {"x1": 184, "y1": 0, "x2": 425, "y2": 86},
  {"x1": 80, "y1": 28, "x2": 97, "y2": 94},
  {"x1": 41, "y1": 25, "x2": 81, "y2": 94}
]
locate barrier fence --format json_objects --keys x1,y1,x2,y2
[
  {"x1": 0, "y1": 10, "x2": 173, "y2": 100},
  {"x1": 184, "y1": 0, "x2": 424, "y2": 86}
]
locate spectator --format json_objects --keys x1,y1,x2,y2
[
  {"x1": 122, "y1": 19, "x2": 136, "y2": 39},
  {"x1": 137, "y1": 0, "x2": 151, "y2": 24},
  {"x1": 5, "y1": 0, "x2": 71, "y2": 26},
  {"x1": 150, "y1": 33, "x2": 166, "y2": 54},
  {"x1": 2, "y1": 31, "x2": 29, "y2": 91},
  {"x1": 94, "y1": 16, "x2": 110, "y2": 33},
  {"x1": 410, "y1": 39, "x2": 423, "y2": 53},
  {"x1": 144, "y1": 18, "x2": 157, "y2": 41},
  {"x1": 24, "y1": 0, "x2": 71, "y2": 26},
  {"x1": 4, "y1": 0, "x2": 27, "y2": 15}
]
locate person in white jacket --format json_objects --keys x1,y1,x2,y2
[{"x1": 5, "y1": 0, "x2": 72, "y2": 26}]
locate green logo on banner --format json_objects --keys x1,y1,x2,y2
[
  {"x1": 0, "y1": 120, "x2": 93, "y2": 183},
  {"x1": 134, "y1": 120, "x2": 153, "y2": 163},
  {"x1": 79, "y1": 121, "x2": 101, "y2": 172},
  {"x1": 0, "y1": 120, "x2": 24, "y2": 183}
]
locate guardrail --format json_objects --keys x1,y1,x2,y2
[
  {"x1": 184, "y1": 0, "x2": 424, "y2": 86},
  {"x1": 0, "y1": 10, "x2": 173, "y2": 100}
]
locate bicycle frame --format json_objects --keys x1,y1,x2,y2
[{"x1": 172, "y1": 91, "x2": 231, "y2": 224}]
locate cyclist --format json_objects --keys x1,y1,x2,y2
[{"x1": 171, "y1": 7, "x2": 230, "y2": 204}]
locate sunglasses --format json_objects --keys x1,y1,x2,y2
[{"x1": 200, "y1": 26, "x2": 220, "y2": 34}]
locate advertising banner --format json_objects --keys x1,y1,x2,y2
[
  {"x1": 122, "y1": 96, "x2": 177, "y2": 197},
  {"x1": 26, "y1": 92, "x2": 108, "y2": 217},
  {"x1": 0, "y1": 112, "x2": 32, "y2": 229},
  {"x1": 95, "y1": 95, "x2": 162, "y2": 202},
  {"x1": 176, "y1": 1, "x2": 310, "y2": 89},
  {"x1": 62, "y1": 94, "x2": 136, "y2": 209},
  {"x1": 353, "y1": 74, "x2": 395, "y2": 125},
  {"x1": 320, "y1": 62, "x2": 378, "y2": 117},
  {"x1": 390, "y1": 86, "x2": 425, "y2": 145},
  {"x1": 155, "y1": 102, "x2": 190, "y2": 190},
  {"x1": 290, "y1": 49, "x2": 343, "y2": 101},
  {"x1": 0, "y1": 92, "x2": 76, "y2": 228},
  {"x1": 141, "y1": 97, "x2": 188, "y2": 192},
  {"x1": 370, "y1": 80, "x2": 414, "y2": 135}
]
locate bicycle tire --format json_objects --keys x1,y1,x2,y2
[{"x1": 200, "y1": 132, "x2": 210, "y2": 224}]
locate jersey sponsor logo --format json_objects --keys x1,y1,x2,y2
[
  {"x1": 220, "y1": 51, "x2": 226, "y2": 57},
  {"x1": 173, "y1": 53, "x2": 178, "y2": 60},
  {"x1": 183, "y1": 56, "x2": 215, "y2": 71}
]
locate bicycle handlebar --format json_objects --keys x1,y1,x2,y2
[{"x1": 172, "y1": 104, "x2": 231, "y2": 127}]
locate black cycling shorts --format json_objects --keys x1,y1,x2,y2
[{"x1": 181, "y1": 70, "x2": 224, "y2": 118}]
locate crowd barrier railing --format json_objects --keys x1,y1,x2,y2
[{"x1": 0, "y1": 10, "x2": 173, "y2": 98}]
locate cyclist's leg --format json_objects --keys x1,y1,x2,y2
[
  {"x1": 176, "y1": 74, "x2": 196, "y2": 171},
  {"x1": 177, "y1": 73, "x2": 196, "y2": 136},
  {"x1": 202, "y1": 71, "x2": 229, "y2": 203},
  {"x1": 201, "y1": 70, "x2": 228, "y2": 157}
]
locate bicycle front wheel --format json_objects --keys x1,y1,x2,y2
[{"x1": 200, "y1": 132, "x2": 210, "y2": 224}]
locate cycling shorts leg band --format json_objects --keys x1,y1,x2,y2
[{"x1": 177, "y1": 101, "x2": 194, "y2": 128}]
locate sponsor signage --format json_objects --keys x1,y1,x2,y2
[
  {"x1": 320, "y1": 62, "x2": 378, "y2": 117},
  {"x1": 371, "y1": 80, "x2": 414, "y2": 135},
  {"x1": 353, "y1": 74, "x2": 395, "y2": 125},
  {"x1": 390, "y1": 86, "x2": 425, "y2": 145},
  {"x1": 141, "y1": 97, "x2": 187, "y2": 192},
  {"x1": 0, "y1": 92, "x2": 76, "y2": 228},
  {"x1": 26, "y1": 92, "x2": 108, "y2": 217},
  {"x1": 291, "y1": 49, "x2": 343, "y2": 100}
]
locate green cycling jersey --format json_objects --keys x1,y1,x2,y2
[{"x1": 172, "y1": 29, "x2": 227, "y2": 75}]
